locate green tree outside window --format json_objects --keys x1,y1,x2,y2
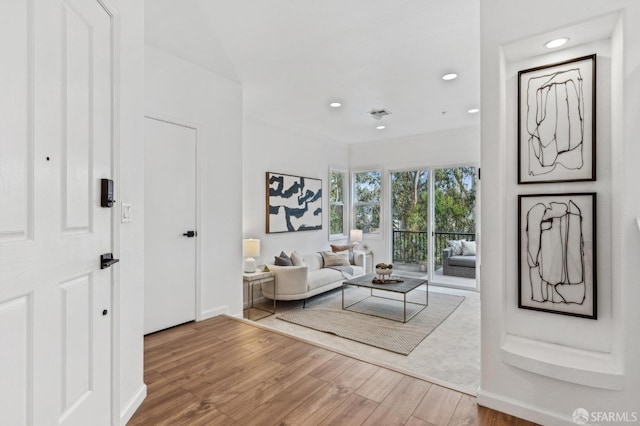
[
  {"x1": 353, "y1": 170, "x2": 381, "y2": 234},
  {"x1": 329, "y1": 170, "x2": 346, "y2": 236}
]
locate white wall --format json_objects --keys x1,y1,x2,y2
[
  {"x1": 242, "y1": 116, "x2": 350, "y2": 262},
  {"x1": 113, "y1": 0, "x2": 146, "y2": 423},
  {"x1": 480, "y1": 2, "x2": 640, "y2": 425},
  {"x1": 145, "y1": 46, "x2": 244, "y2": 318},
  {"x1": 348, "y1": 126, "x2": 480, "y2": 263}
]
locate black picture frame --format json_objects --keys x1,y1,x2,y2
[
  {"x1": 518, "y1": 193, "x2": 597, "y2": 319},
  {"x1": 518, "y1": 54, "x2": 596, "y2": 184},
  {"x1": 266, "y1": 172, "x2": 322, "y2": 233}
]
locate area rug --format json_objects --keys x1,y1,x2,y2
[{"x1": 276, "y1": 287, "x2": 465, "y2": 355}]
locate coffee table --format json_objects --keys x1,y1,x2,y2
[{"x1": 341, "y1": 274, "x2": 428, "y2": 323}]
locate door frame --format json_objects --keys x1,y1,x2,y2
[
  {"x1": 143, "y1": 113, "x2": 202, "y2": 322},
  {"x1": 92, "y1": 0, "x2": 121, "y2": 422}
]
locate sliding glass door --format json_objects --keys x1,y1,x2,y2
[
  {"x1": 390, "y1": 166, "x2": 477, "y2": 288},
  {"x1": 433, "y1": 166, "x2": 477, "y2": 287},
  {"x1": 390, "y1": 170, "x2": 429, "y2": 272}
]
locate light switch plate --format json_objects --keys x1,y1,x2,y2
[{"x1": 121, "y1": 202, "x2": 132, "y2": 223}]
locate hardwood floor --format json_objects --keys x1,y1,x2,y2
[{"x1": 129, "y1": 316, "x2": 537, "y2": 426}]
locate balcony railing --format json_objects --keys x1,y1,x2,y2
[
  {"x1": 392, "y1": 230, "x2": 475, "y2": 271},
  {"x1": 392, "y1": 230, "x2": 428, "y2": 264}
]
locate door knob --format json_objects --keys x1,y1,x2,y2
[{"x1": 182, "y1": 230, "x2": 197, "y2": 237}]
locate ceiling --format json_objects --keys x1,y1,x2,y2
[{"x1": 145, "y1": 0, "x2": 481, "y2": 144}]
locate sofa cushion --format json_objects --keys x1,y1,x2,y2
[
  {"x1": 290, "y1": 250, "x2": 305, "y2": 266},
  {"x1": 330, "y1": 243, "x2": 356, "y2": 264},
  {"x1": 274, "y1": 251, "x2": 293, "y2": 266},
  {"x1": 321, "y1": 250, "x2": 350, "y2": 267},
  {"x1": 308, "y1": 268, "x2": 343, "y2": 291},
  {"x1": 448, "y1": 255, "x2": 476, "y2": 268},
  {"x1": 303, "y1": 252, "x2": 323, "y2": 271}
]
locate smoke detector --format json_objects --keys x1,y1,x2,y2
[{"x1": 368, "y1": 109, "x2": 391, "y2": 120}]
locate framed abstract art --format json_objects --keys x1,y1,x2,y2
[
  {"x1": 518, "y1": 55, "x2": 596, "y2": 184},
  {"x1": 266, "y1": 172, "x2": 322, "y2": 233},
  {"x1": 518, "y1": 193, "x2": 597, "y2": 319}
]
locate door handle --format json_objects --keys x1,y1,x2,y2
[
  {"x1": 182, "y1": 230, "x2": 197, "y2": 238},
  {"x1": 101, "y1": 253, "x2": 120, "y2": 269}
]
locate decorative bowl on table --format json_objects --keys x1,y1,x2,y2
[{"x1": 375, "y1": 263, "x2": 393, "y2": 281}]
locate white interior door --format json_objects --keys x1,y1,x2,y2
[
  {"x1": 144, "y1": 117, "x2": 197, "y2": 334},
  {"x1": 0, "y1": 0, "x2": 114, "y2": 424}
]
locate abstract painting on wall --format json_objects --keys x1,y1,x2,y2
[
  {"x1": 518, "y1": 193, "x2": 597, "y2": 319},
  {"x1": 266, "y1": 172, "x2": 322, "y2": 233},
  {"x1": 518, "y1": 55, "x2": 596, "y2": 184}
]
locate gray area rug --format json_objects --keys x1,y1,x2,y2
[{"x1": 277, "y1": 287, "x2": 464, "y2": 355}]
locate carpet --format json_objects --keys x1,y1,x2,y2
[{"x1": 276, "y1": 287, "x2": 465, "y2": 355}]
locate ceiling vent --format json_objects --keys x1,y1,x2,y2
[{"x1": 368, "y1": 109, "x2": 391, "y2": 120}]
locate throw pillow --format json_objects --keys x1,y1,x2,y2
[
  {"x1": 290, "y1": 250, "x2": 305, "y2": 266},
  {"x1": 330, "y1": 243, "x2": 355, "y2": 252},
  {"x1": 274, "y1": 251, "x2": 293, "y2": 266},
  {"x1": 461, "y1": 240, "x2": 476, "y2": 256},
  {"x1": 330, "y1": 243, "x2": 355, "y2": 264},
  {"x1": 321, "y1": 250, "x2": 350, "y2": 267},
  {"x1": 447, "y1": 239, "x2": 464, "y2": 256}
]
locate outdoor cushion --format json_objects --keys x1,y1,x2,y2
[
  {"x1": 447, "y1": 239, "x2": 465, "y2": 255},
  {"x1": 461, "y1": 240, "x2": 476, "y2": 256},
  {"x1": 448, "y1": 255, "x2": 476, "y2": 268}
]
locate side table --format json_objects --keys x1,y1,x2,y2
[
  {"x1": 365, "y1": 252, "x2": 374, "y2": 274},
  {"x1": 242, "y1": 271, "x2": 276, "y2": 320}
]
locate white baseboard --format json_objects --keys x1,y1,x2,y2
[
  {"x1": 477, "y1": 388, "x2": 573, "y2": 426},
  {"x1": 119, "y1": 383, "x2": 147, "y2": 426},
  {"x1": 199, "y1": 305, "x2": 229, "y2": 321}
]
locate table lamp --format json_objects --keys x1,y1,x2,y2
[
  {"x1": 350, "y1": 229, "x2": 363, "y2": 247},
  {"x1": 243, "y1": 238, "x2": 260, "y2": 273}
]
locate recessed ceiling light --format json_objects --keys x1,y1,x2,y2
[
  {"x1": 468, "y1": 108, "x2": 480, "y2": 114},
  {"x1": 329, "y1": 102, "x2": 342, "y2": 108},
  {"x1": 544, "y1": 37, "x2": 570, "y2": 49},
  {"x1": 442, "y1": 73, "x2": 458, "y2": 81},
  {"x1": 376, "y1": 125, "x2": 386, "y2": 130}
]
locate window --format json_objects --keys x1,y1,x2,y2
[
  {"x1": 353, "y1": 170, "x2": 381, "y2": 235},
  {"x1": 329, "y1": 169, "x2": 347, "y2": 239}
]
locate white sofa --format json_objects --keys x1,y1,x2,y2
[{"x1": 261, "y1": 250, "x2": 366, "y2": 304}]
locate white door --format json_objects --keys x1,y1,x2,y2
[
  {"x1": 0, "y1": 0, "x2": 114, "y2": 425},
  {"x1": 144, "y1": 117, "x2": 197, "y2": 334}
]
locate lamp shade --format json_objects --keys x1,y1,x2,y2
[
  {"x1": 242, "y1": 239, "x2": 260, "y2": 257},
  {"x1": 350, "y1": 229, "x2": 363, "y2": 243}
]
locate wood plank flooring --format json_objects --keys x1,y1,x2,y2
[{"x1": 128, "y1": 316, "x2": 537, "y2": 426}]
